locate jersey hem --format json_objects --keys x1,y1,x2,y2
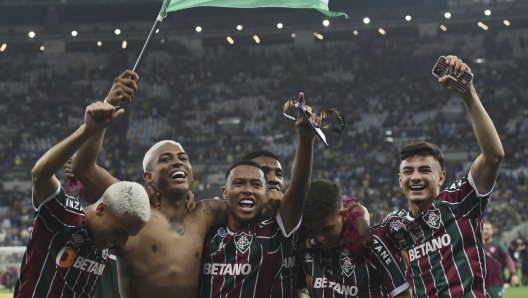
[{"x1": 390, "y1": 282, "x2": 410, "y2": 297}]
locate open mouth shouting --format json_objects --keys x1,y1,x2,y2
[
  {"x1": 239, "y1": 198, "x2": 256, "y2": 212},
  {"x1": 170, "y1": 170, "x2": 188, "y2": 183}
]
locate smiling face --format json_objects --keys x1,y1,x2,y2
[
  {"x1": 252, "y1": 156, "x2": 284, "y2": 192},
  {"x1": 223, "y1": 165, "x2": 266, "y2": 231},
  {"x1": 399, "y1": 155, "x2": 446, "y2": 208},
  {"x1": 143, "y1": 143, "x2": 193, "y2": 197},
  {"x1": 302, "y1": 211, "x2": 344, "y2": 250},
  {"x1": 90, "y1": 205, "x2": 145, "y2": 250}
]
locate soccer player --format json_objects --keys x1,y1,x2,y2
[
  {"x1": 482, "y1": 221, "x2": 518, "y2": 298},
  {"x1": 376, "y1": 55, "x2": 504, "y2": 297},
  {"x1": 297, "y1": 180, "x2": 412, "y2": 298},
  {"x1": 199, "y1": 97, "x2": 316, "y2": 297},
  {"x1": 71, "y1": 70, "x2": 276, "y2": 298},
  {"x1": 15, "y1": 102, "x2": 151, "y2": 298},
  {"x1": 240, "y1": 149, "x2": 372, "y2": 298}
]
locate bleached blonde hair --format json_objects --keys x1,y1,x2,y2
[
  {"x1": 103, "y1": 181, "x2": 150, "y2": 223},
  {"x1": 142, "y1": 140, "x2": 182, "y2": 172}
]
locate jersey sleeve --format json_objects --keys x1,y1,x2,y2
[
  {"x1": 369, "y1": 229, "x2": 410, "y2": 297},
  {"x1": 33, "y1": 183, "x2": 87, "y2": 232},
  {"x1": 438, "y1": 170, "x2": 491, "y2": 218},
  {"x1": 276, "y1": 210, "x2": 302, "y2": 238},
  {"x1": 497, "y1": 241, "x2": 517, "y2": 274}
]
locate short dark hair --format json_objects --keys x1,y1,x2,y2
[
  {"x1": 303, "y1": 180, "x2": 342, "y2": 223},
  {"x1": 224, "y1": 160, "x2": 265, "y2": 182},
  {"x1": 400, "y1": 141, "x2": 444, "y2": 168},
  {"x1": 240, "y1": 150, "x2": 281, "y2": 164}
]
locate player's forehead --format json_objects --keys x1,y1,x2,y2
[
  {"x1": 230, "y1": 165, "x2": 265, "y2": 181},
  {"x1": 400, "y1": 155, "x2": 440, "y2": 170},
  {"x1": 252, "y1": 156, "x2": 282, "y2": 171},
  {"x1": 155, "y1": 143, "x2": 186, "y2": 158}
]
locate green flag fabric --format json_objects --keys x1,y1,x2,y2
[{"x1": 160, "y1": 0, "x2": 347, "y2": 18}]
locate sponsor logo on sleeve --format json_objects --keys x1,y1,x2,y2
[
  {"x1": 390, "y1": 220, "x2": 405, "y2": 232},
  {"x1": 234, "y1": 232, "x2": 252, "y2": 253}
]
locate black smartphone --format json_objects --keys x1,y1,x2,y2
[{"x1": 432, "y1": 56, "x2": 473, "y2": 92}]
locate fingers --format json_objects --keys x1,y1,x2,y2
[
  {"x1": 64, "y1": 160, "x2": 76, "y2": 180},
  {"x1": 185, "y1": 190, "x2": 196, "y2": 213},
  {"x1": 145, "y1": 185, "x2": 161, "y2": 209},
  {"x1": 108, "y1": 70, "x2": 139, "y2": 105},
  {"x1": 87, "y1": 101, "x2": 117, "y2": 118},
  {"x1": 445, "y1": 55, "x2": 469, "y2": 76},
  {"x1": 119, "y1": 70, "x2": 139, "y2": 82},
  {"x1": 298, "y1": 92, "x2": 305, "y2": 103}
]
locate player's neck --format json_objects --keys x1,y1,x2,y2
[
  {"x1": 157, "y1": 195, "x2": 187, "y2": 219},
  {"x1": 227, "y1": 216, "x2": 249, "y2": 232},
  {"x1": 409, "y1": 201, "x2": 434, "y2": 217},
  {"x1": 483, "y1": 238, "x2": 492, "y2": 244}
]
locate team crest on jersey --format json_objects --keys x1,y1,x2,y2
[
  {"x1": 422, "y1": 209, "x2": 441, "y2": 229},
  {"x1": 301, "y1": 251, "x2": 314, "y2": 263},
  {"x1": 339, "y1": 255, "x2": 356, "y2": 277},
  {"x1": 490, "y1": 246, "x2": 496, "y2": 253},
  {"x1": 234, "y1": 232, "x2": 252, "y2": 253},
  {"x1": 101, "y1": 249, "x2": 109, "y2": 259}
]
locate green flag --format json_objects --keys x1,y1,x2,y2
[{"x1": 160, "y1": 0, "x2": 347, "y2": 18}]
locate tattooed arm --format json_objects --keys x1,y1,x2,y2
[{"x1": 195, "y1": 199, "x2": 229, "y2": 231}]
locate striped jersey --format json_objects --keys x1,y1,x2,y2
[
  {"x1": 376, "y1": 171, "x2": 491, "y2": 298},
  {"x1": 297, "y1": 228, "x2": 409, "y2": 298},
  {"x1": 14, "y1": 185, "x2": 109, "y2": 298},
  {"x1": 484, "y1": 240, "x2": 516, "y2": 287},
  {"x1": 199, "y1": 212, "x2": 300, "y2": 298}
]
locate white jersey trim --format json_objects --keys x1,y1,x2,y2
[
  {"x1": 390, "y1": 282, "x2": 410, "y2": 298},
  {"x1": 276, "y1": 211, "x2": 301, "y2": 238},
  {"x1": 467, "y1": 169, "x2": 494, "y2": 198},
  {"x1": 33, "y1": 184, "x2": 61, "y2": 212}
]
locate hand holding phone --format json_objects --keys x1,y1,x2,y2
[{"x1": 432, "y1": 56, "x2": 473, "y2": 92}]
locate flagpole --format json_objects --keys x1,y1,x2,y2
[{"x1": 132, "y1": 14, "x2": 164, "y2": 73}]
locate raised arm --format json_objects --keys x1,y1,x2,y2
[
  {"x1": 72, "y1": 70, "x2": 138, "y2": 200},
  {"x1": 279, "y1": 92, "x2": 316, "y2": 234},
  {"x1": 440, "y1": 56, "x2": 504, "y2": 194},
  {"x1": 32, "y1": 103, "x2": 124, "y2": 205}
]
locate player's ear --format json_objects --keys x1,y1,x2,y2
[
  {"x1": 222, "y1": 186, "x2": 228, "y2": 200},
  {"x1": 438, "y1": 170, "x2": 446, "y2": 186},
  {"x1": 143, "y1": 172, "x2": 153, "y2": 185},
  {"x1": 95, "y1": 202, "x2": 108, "y2": 216}
]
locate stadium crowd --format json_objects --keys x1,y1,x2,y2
[{"x1": 0, "y1": 27, "x2": 527, "y2": 253}]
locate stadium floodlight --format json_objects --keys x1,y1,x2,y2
[
  {"x1": 316, "y1": 33, "x2": 323, "y2": 40},
  {"x1": 504, "y1": 20, "x2": 510, "y2": 26},
  {"x1": 97, "y1": 41, "x2": 102, "y2": 46},
  {"x1": 405, "y1": 15, "x2": 412, "y2": 21},
  {"x1": 196, "y1": 26, "x2": 202, "y2": 32},
  {"x1": 161, "y1": 39, "x2": 165, "y2": 43},
  {"x1": 122, "y1": 40, "x2": 127, "y2": 49},
  {"x1": 29, "y1": 31, "x2": 35, "y2": 38},
  {"x1": 253, "y1": 35, "x2": 260, "y2": 44},
  {"x1": 475, "y1": 58, "x2": 486, "y2": 64},
  {"x1": 363, "y1": 17, "x2": 370, "y2": 24},
  {"x1": 323, "y1": 20, "x2": 330, "y2": 27},
  {"x1": 40, "y1": 46, "x2": 45, "y2": 51},
  {"x1": 440, "y1": 25, "x2": 447, "y2": 31},
  {"x1": 353, "y1": 30, "x2": 359, "y2": 35},
  {"x1": 444, "y1": 12, "x2": 451, "y2": 19},
  {"x1": 379, "y1": 28, "x2": 386, "y2": 35},
  {"x1": 71, "y1": 31, "x2": 78, "y2": 37},
  {"x1": 227, "y1": 36, "x2": 234, "y2": 44},
  {"x1": 277, "y1": 23, "x2": 283, "y2": 29},
  {"x1": 0, "y1": 43, "x2": 6, "y2": 52},
  {"x1": 237, "y1": 25, "x2": 243, "y2": 30},
  {"x1": 115, "y1": 29, "x2": 121, "y2": 35},
  {"x1": 478, "y1": 22, "x2": 488, "y2": 30},
  {"x1": 156, "y1": 29, "x2": 159, "y2": 33},
  {"x1": 485, "y1": 10, "x2": 491, "y2": 16}
]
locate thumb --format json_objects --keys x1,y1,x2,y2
[
  {"x1": 110, "y1": 109, "x2": 125, "y2": 121},
  {"x1": 438, "y1": 76, "x2": 449, "y2": 88}
]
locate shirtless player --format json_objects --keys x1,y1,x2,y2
[{"x1": 72, "y1": 70, "x2": 276, "y2": 297}]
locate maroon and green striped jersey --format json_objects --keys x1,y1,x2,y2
[
  {"x1": 199, "y1": 212, "x2": 300, "y2": 298},
  {"x1": 376, "y1": 172, "x2": 491, "y2": 298},
  {"x1": 484, "y1": 240, "x2": 517, "y2": 287},
  {"x1": 14, "y1": 185, "x2": 109, "y2": 298},
  {"x1": 297, "y1": 228, "x2": 409, "y2": 298}
]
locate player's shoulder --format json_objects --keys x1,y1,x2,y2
[
  {"x1": 379, "y1": 208, "x2": 408, "y2": 226},
  {"x1": 442, "y1": 175, "x2": 470, "y2": 193}
]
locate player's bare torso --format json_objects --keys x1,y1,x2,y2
[{"x1": 116, "y1": 200, "x2": 227, "y2": 298}]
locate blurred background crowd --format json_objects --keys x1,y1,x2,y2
[{"x1": 1, "y1": 0, "x2": 528, "y2": 287}]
